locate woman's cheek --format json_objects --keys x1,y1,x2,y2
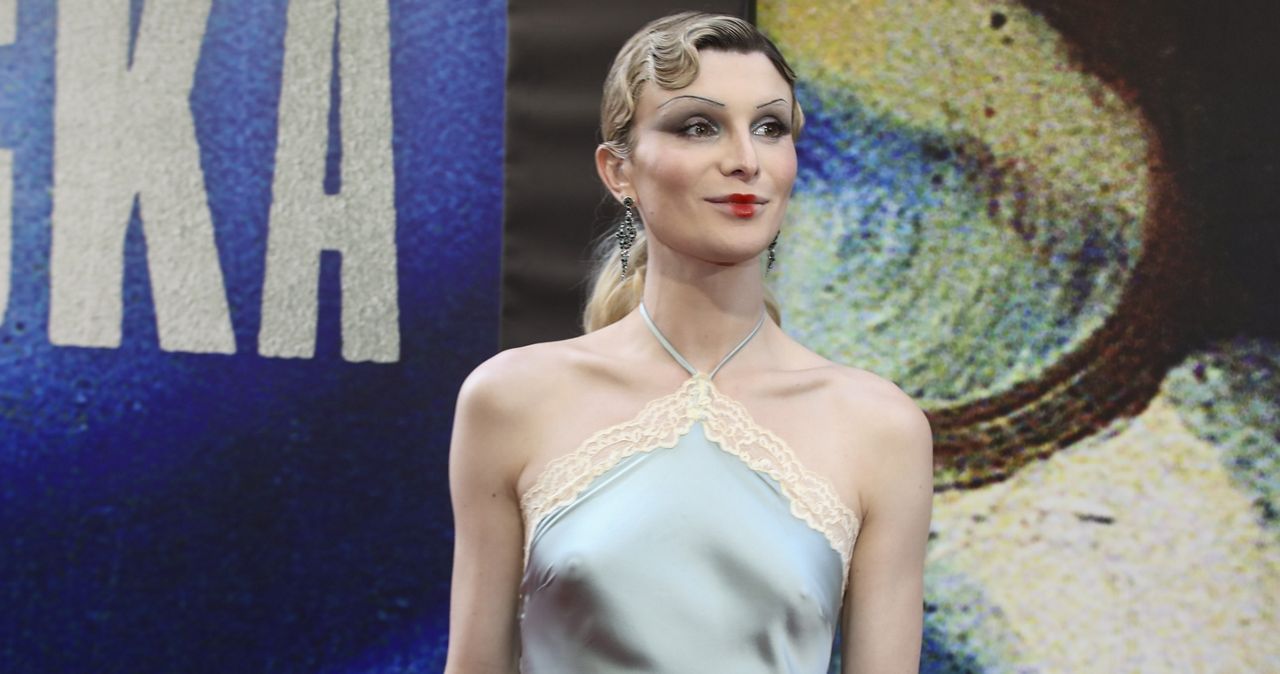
[{"x1": 767, "y1": 144, "x2": 799, "y2": 185}]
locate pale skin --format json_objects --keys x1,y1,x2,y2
[{"x1": 444, "y1": 50, "x2": 933, "y2": 673}]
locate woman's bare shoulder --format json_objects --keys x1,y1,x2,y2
[
  {"x1": 825, "y1": 361, "x2": 921, "y2": 411},
  {"x1": 816, "y1": 362, "x2": 933, "y2": 504},
  {"x1": 777, "y1": 339, "x2": 932, "y2": 460},
  {"x1": 450, "y1": 336, "x2": 607, "y2": 489},
  {"x1": 456, "y1": 335, "x2": 602, "y2": 418}
]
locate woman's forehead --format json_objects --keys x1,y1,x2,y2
[{"x1": 640, "y1": 52, "x2": 791, "y2": 114}]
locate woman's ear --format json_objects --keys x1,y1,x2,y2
[{"x1": 595, "y1": 144, "x2": 631, "y2": 200}]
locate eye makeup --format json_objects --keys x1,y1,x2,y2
[
  {"x1": 751, "y1": 117, "x2": 791, "y2": 139},
  {"x1": 657, "y1": 106, "x2": 793, "y2": 141}
]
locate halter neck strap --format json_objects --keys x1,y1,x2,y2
[{"x1": 638, "y1": 302, "x2": 766, "y2": 379}]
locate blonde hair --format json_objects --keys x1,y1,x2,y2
[{"x1": 582, "y1": 12, "x2": 801, "y2": 332}]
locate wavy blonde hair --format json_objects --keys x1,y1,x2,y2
[{"x1": 582, "y1": 12, "x2": 802, "y2": 332}]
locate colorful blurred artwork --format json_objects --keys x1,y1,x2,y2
[{"x1": 762, "y1": 0, "x2": 1279, "y2": 670}]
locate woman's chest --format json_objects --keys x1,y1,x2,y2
[
  {"x1": 515, "y1": 379, "x2": 868, "y2": 519},
  {"x1": 518, "y1": 422, "x2": 848, "y2": 646}
]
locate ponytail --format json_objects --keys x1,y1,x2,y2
[
  {"x1": 581, "y1": 224, "x2": 782, "y2": 332},
  {"x1": 582, "y1": 228, "x2": 649, "y2": 333}
]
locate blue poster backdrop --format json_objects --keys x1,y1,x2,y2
[{"x1": 0, "y1": 1, "x2": 505, "y2": 671}]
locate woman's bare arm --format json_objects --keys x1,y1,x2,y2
[
  {"x1": 841, "y1": 389, "x2": 934, "y2": 674},
  {"x1": 443, "y1": 356, "x2": 531, "y2": 674}
]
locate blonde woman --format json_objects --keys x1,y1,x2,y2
[{"x1": 446, "y1": 12, "x2": 933, "y2": 673}]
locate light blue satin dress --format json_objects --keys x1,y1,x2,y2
[{"x1": 517, "y1": 304, "x2": 861, "y2": 673}]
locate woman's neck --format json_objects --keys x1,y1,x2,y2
[{"x1": 639, "y1": 255, "x2": 767, "y2": 375}]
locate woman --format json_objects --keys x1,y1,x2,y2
[{"x1": 445, "y1": 12, "x2": 932, "y2": 673}]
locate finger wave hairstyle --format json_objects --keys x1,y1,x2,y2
[{"x1": 582, "y1": 11, "x2": 804, "y2": 333}]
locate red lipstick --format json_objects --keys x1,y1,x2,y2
[{"x1": 716, "y1": 193, "x2": 763, "y2": 218}]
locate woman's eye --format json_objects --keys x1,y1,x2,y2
[
  {"x1": 679, "y1": 120, "x2": 716, "y2": 138},
  {"x1": 753, "y1": 120, "x2": 789, "y2": 138}
]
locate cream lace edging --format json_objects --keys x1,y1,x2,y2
[{"x1": 518, "y1": 376, "x2": 861, "y2": 591}]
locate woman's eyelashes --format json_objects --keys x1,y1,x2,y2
[
  {"x1": 752, "y1": 118, "x2": 790, "y2": 138},
  {"x1": 677, "y1": 116, "x2": 717, "y2": 138},
  {"x1": 671, "y1": 115, "x2": 790, "y2": 140}
]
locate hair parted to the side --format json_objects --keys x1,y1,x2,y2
[{"x1": 582, "y1": 12, "x2": 801, "y2": 333}]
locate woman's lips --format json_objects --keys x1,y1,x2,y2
[{"x1": 708, "y1": 194, "x2": 767, "y2": 218}]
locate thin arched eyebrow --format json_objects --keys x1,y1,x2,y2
[
  {"x1": 657, "y1": 94, "x2": 726, "y2": 109},
  {"x1": 657, "y1": 95, "x2": 791, "y2": 110}
]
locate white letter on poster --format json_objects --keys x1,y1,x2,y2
[
  {"x1": 0, "y1": 0, "x2": 13, "y2": 44},
  {"x1": 50, "y1": 0, "x2": 234, "y2": 352},
  {"x1": 259, "y1": 0, "x2": 399, "y2": 362},
  {"x1": 1, "y1": 0, "x2": 15, "y2": 325}
]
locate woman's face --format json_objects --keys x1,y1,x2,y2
[{"x1": 621, "y1": 50, "x2": 797, "y2": 269}]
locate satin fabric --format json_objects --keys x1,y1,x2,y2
[{"x1": 517, "y1": 421, "x2": 845, "y2": 673}]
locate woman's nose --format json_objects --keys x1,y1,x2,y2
[{"x1": 719, "y1": 131, "x2": 760, "y2": 179}]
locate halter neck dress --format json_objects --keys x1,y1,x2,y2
[{"x1": 517, "y1": 304, "x2": 861, "y2": 673}]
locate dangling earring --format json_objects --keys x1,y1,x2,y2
[
  {"x1": 617, "y1": 196, "x2": 638, "y2": 279},
  {"x1": 766, "y1": 233, "x2": 779, "y2": 273}
]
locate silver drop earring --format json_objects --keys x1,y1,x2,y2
[
  {"x1": 766, "y1": 233, "x2": 778, "y2": 273},
  {"x1": 618, "y1": 196, "x2": 638, "y2": 279}
]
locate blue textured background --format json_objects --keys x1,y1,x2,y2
[{"x1": 0, "y1": 1, "x2": 505, "y2": 671}]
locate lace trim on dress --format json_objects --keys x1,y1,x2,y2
[
  {"x1": 518, "y1": 375, "x2": 861, "y2": 591},
  {"x1": 698, "y1": 383, "x2": 860, "y2": 589}
]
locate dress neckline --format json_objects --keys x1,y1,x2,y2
[{"x1": 638, "y1": 302, "x2": 766, "y2": 380}]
